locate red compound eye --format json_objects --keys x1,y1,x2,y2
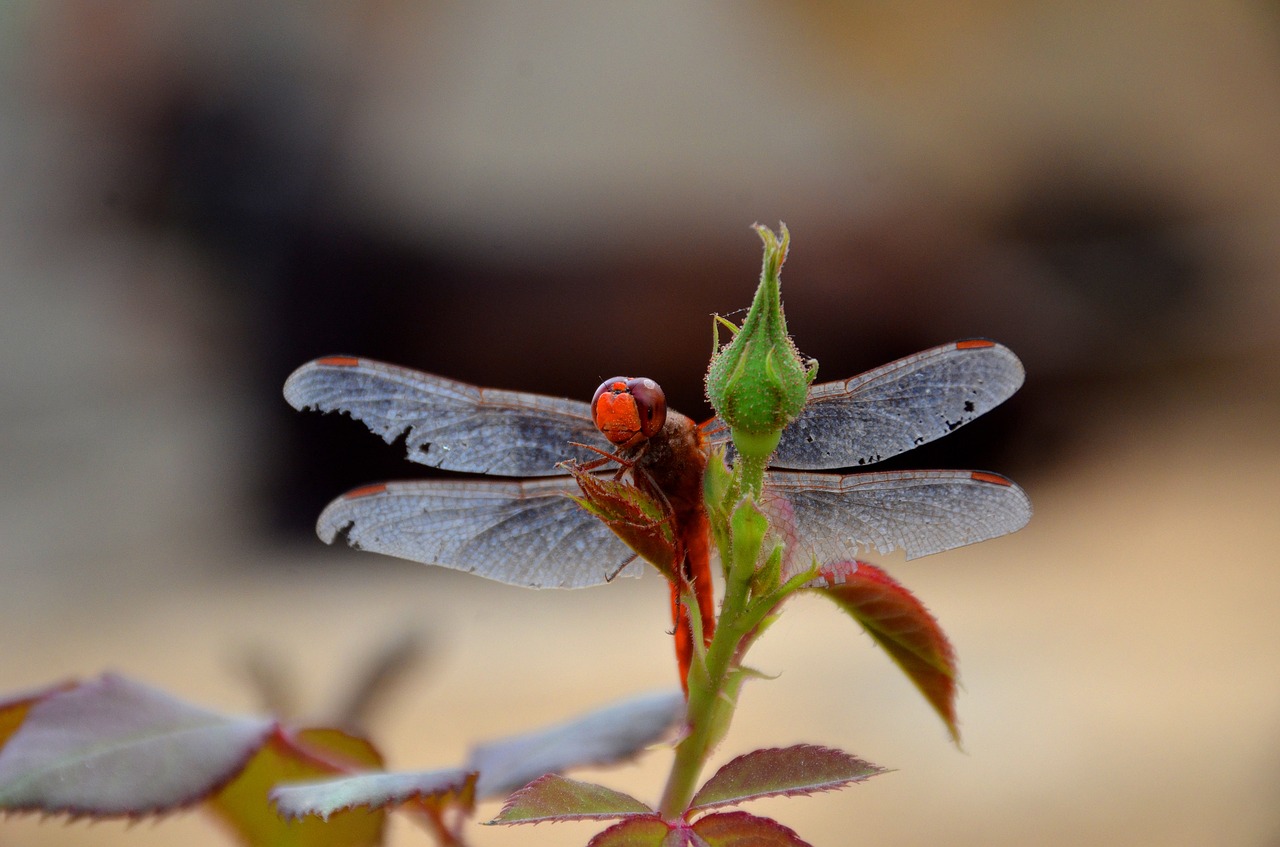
[
  {"x1": 591, "y1": 376, "x2": 667, "y2": 444},
  {"x1": 625, "y1": 377, "x2": 666, "y2": 438}
]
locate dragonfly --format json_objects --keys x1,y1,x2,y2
[{"x1": 283, "y1": 340, "x2": 1031, "y2": 688}]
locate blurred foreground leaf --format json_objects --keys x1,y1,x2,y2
[
  {"x1": 469, "y1": 688, "x2": 682, "y2": 798},
  {"x1": 271, "y1": 766, "x2": 474, "y2": 822},
  {"x1": 0, "y1": 673, "x2": 274, "y2": 816},
  {"x1": 208, "y1": 727, "x2": 384, "y2": 846}
]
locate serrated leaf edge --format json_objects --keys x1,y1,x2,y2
[
  {"x1": 489, "y1": 774, "x2": 654, "y2": 825},
  {"x1": 688, "y1": 744, "x2": 888, "y2": 812},
  {"x1": 270, "y1": 768, "x2": 477, "y2": 822}
]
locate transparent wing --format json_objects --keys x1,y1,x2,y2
[
  {"x1": 316, "y1": 477, "x2": 643, "y2": 589},
  {"x1": 709, "y1": 340, "x2": 1024, "y2": 470},
  {"x1": 763, "y1": 469, "x2": 1031, "y2": 565},
  {"x1": 284, "y1": 356, "x2": 611, "y2": 476}
]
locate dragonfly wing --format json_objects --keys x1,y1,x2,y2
[
  {"x1": 764, "y1": 469, "x2": 1031, "y2": 565},
  {"x1": 768, "y1": 340, "x2": 1024, "y2": 470},
  {"x1": 316, "y1": 477, "x2": 643, "y2": 589},
  {"x1": 284, "y1": 356, "x2": 611, "y2": 476}
]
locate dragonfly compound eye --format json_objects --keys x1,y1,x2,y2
[
  {"x1": 625, "y1": 377, "x2": 667, "y2": 438},
  {"x1": 591, "y1": 376, "x2": 666, "y2": 444}
]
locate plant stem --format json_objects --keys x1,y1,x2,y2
[
  {"x1": 658, "y1": 480, "x2": 778, "y2": 817},
  {"x1": 415, "y1": 802, "x2": 466, "y2": 847},
  {"x1": 737, "y1": 453, "x2": 768, "y2": 500},
  {"x1": 656, "y1": 616, "x2": 740, "y2": 818},
  {"x1": 657, "y1": 578, "x2": 776, "y2": 818}
]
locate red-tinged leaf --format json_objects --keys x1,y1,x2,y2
[
  {"x1": 586, "y1": 814, "x2": 672, "y2": 847},
  {"x1": 470, "y1": 688, "x2": 683, "y2": 798},
  {"x1": 208, "y1": 726, "x2": 385, "y2": 846},
  {"x1": 271, "y1": 767, "x2": 475, "y2": 821},
  {"x1": 689, "y1": 745, "x2": 885, "y2": 812},
  {"x1": 490, "y1": 774, "x2": 653, "y2": 824},
  {"x1": 806, "y1": 560, "x2": 961, "y2": 743},
  {"x1": 566, "y1": 463, "x2": 679, "y2": 581},
  {"x1": 0, "y1": 681, "x2": 75, "y2": 751},
  {"x1": 691, "y1": 811, "x2": 812, "y2": 847},
  {"x1": 0, "y1": 673, "x2": 275, "y2": 816},
  {"x1": 588, "y1": 814, "x2": 809, "y2": 847}
]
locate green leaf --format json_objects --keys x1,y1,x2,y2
[
  {"x1": 702, "y1": 444, "x2": 737, "y2": 517},
  {"x1": 806, "y1": 561, "x2": 961, "y2": 743},
  {"x1": 0, "y1": 673, "x2": 275, "y2": 816},
  {"x1": 727, "y1": 499, "x2": 769, "y2": 586},
  {"x1": 208, "y1": 727, "x2": 385, "y2": 846},
  {"x1": 691, "y1": 810, "x2": 813, "y2": 846},
  {"x1": 490, "y1": 774, "x2": 653, "y2": 824},
  {"x1": 469, "y1": 688, "x2": 683, "y2": 798},
  {"x1": 270, "y1": 767, "x2": 475, "y2": 821},
  {"x1": 689, "y1": 745, "x2": 885, "y2": 812}
]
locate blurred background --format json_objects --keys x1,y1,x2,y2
[{"x1": 3, "y1": 2, "x2": 1279, "y2": 844}]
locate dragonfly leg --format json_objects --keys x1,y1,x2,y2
[{"x1": 562, "y1": 442, "x2": 635, "y2": 473}]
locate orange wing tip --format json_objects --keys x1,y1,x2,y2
[
  {"x1": 954, "y1": 339, "x2": 996, "y2": 350},
  {"x1": 970, "y1": 471, "x2": 1012, "y2": 486},
  {"x1": 315, "y1": 355, "x2": 362, "y2": 367},
  {"x1": 344, "y1": 483, "x2": 389, "y2": 499}
]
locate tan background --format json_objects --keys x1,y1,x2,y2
[{"x1": 2, "y1": 3, "x2": 1279, "y2": 845}]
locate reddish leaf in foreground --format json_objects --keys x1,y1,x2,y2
[
  {"x1": 689, "y1": 745, "x2": 885, "y2": 812},
  {"x1": 490, "y1": 774, "x2": 653, "y2": 824},
  {"x1": 584, "y1": 811, "x2": 815, "y2": 847},
  {"x1": 586, "y1": 814, "x2": 671, "y2": 847},
  {"x1": 0, "y1": 673, "x2": 275, "y2": 816},
  {"x1": 469, "y1": 688, "x2": 683, "y2": 798},
  {"x1": 805, "y1": 561, "x2": 960, "y2": 743},
  {"x1": 208, "y1": 727, "x2": 385, "y2": 846},
  {"x1": 692, "y1": 810, "x2": 812, "y2": 847},
  {"x1": 270, "y1": 766, "x2": 475, "y2": 821}
]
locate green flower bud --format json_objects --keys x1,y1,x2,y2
[{"x1": 705, "y1": 224, "x2": 817, "y2": 490}]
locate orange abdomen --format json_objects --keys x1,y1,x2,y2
[{"x1": 671, "y1": 507, "x2": 715, "y2": 694}]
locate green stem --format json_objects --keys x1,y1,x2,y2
[
  {"x1": 659, "y1": 489, "x2": 778, "y2": 817},
  {"x1": 657, "y1": 606, "x2": 743, "y2": 818},
  {"x1": 657, "y1": 576, "x2": 781, "y2": 818},
  {"x1": 737, "y1": 452, "x2": 768, "y2": 501}
]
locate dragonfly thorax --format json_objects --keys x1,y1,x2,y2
[{"x1": 626, "y1": 409, "x2": 708, "y2": 519}]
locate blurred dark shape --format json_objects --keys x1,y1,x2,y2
[
  {"x1": 328, "y1": 631, "x2": 428, "y2": 735},
  {"x1": 101, "y1": 56, "x2": 446, "y2": 533},
  {"x1": 105, "y1": 27, "x2": 1214, "y2": 545},
  {"x1": 137, "y1": 81, "x2": 321, "y2": 266},
  {"x1": 999, "y1": 178, "x2": 1204, "y2": 340},
  {"x1": 238, "y1": 631, "x2": 427, "y2": 735}
]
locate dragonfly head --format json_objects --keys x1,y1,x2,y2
[{"x1": 592, "y1": 376, "x2": 667, "y2": 447}]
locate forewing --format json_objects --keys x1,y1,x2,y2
[
  {"x1": 284, "y1": 356, "x2": 610, "y2": 476},
  {"x1": 316, "y1": 478, "x2": 642, "y2": 588},
  {"x1": 752, "y1": 340, "x2": 1024, "y2": 470},
  {"x1": 764, "y1": 469, "x2": 1031, "y2": 566}
]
